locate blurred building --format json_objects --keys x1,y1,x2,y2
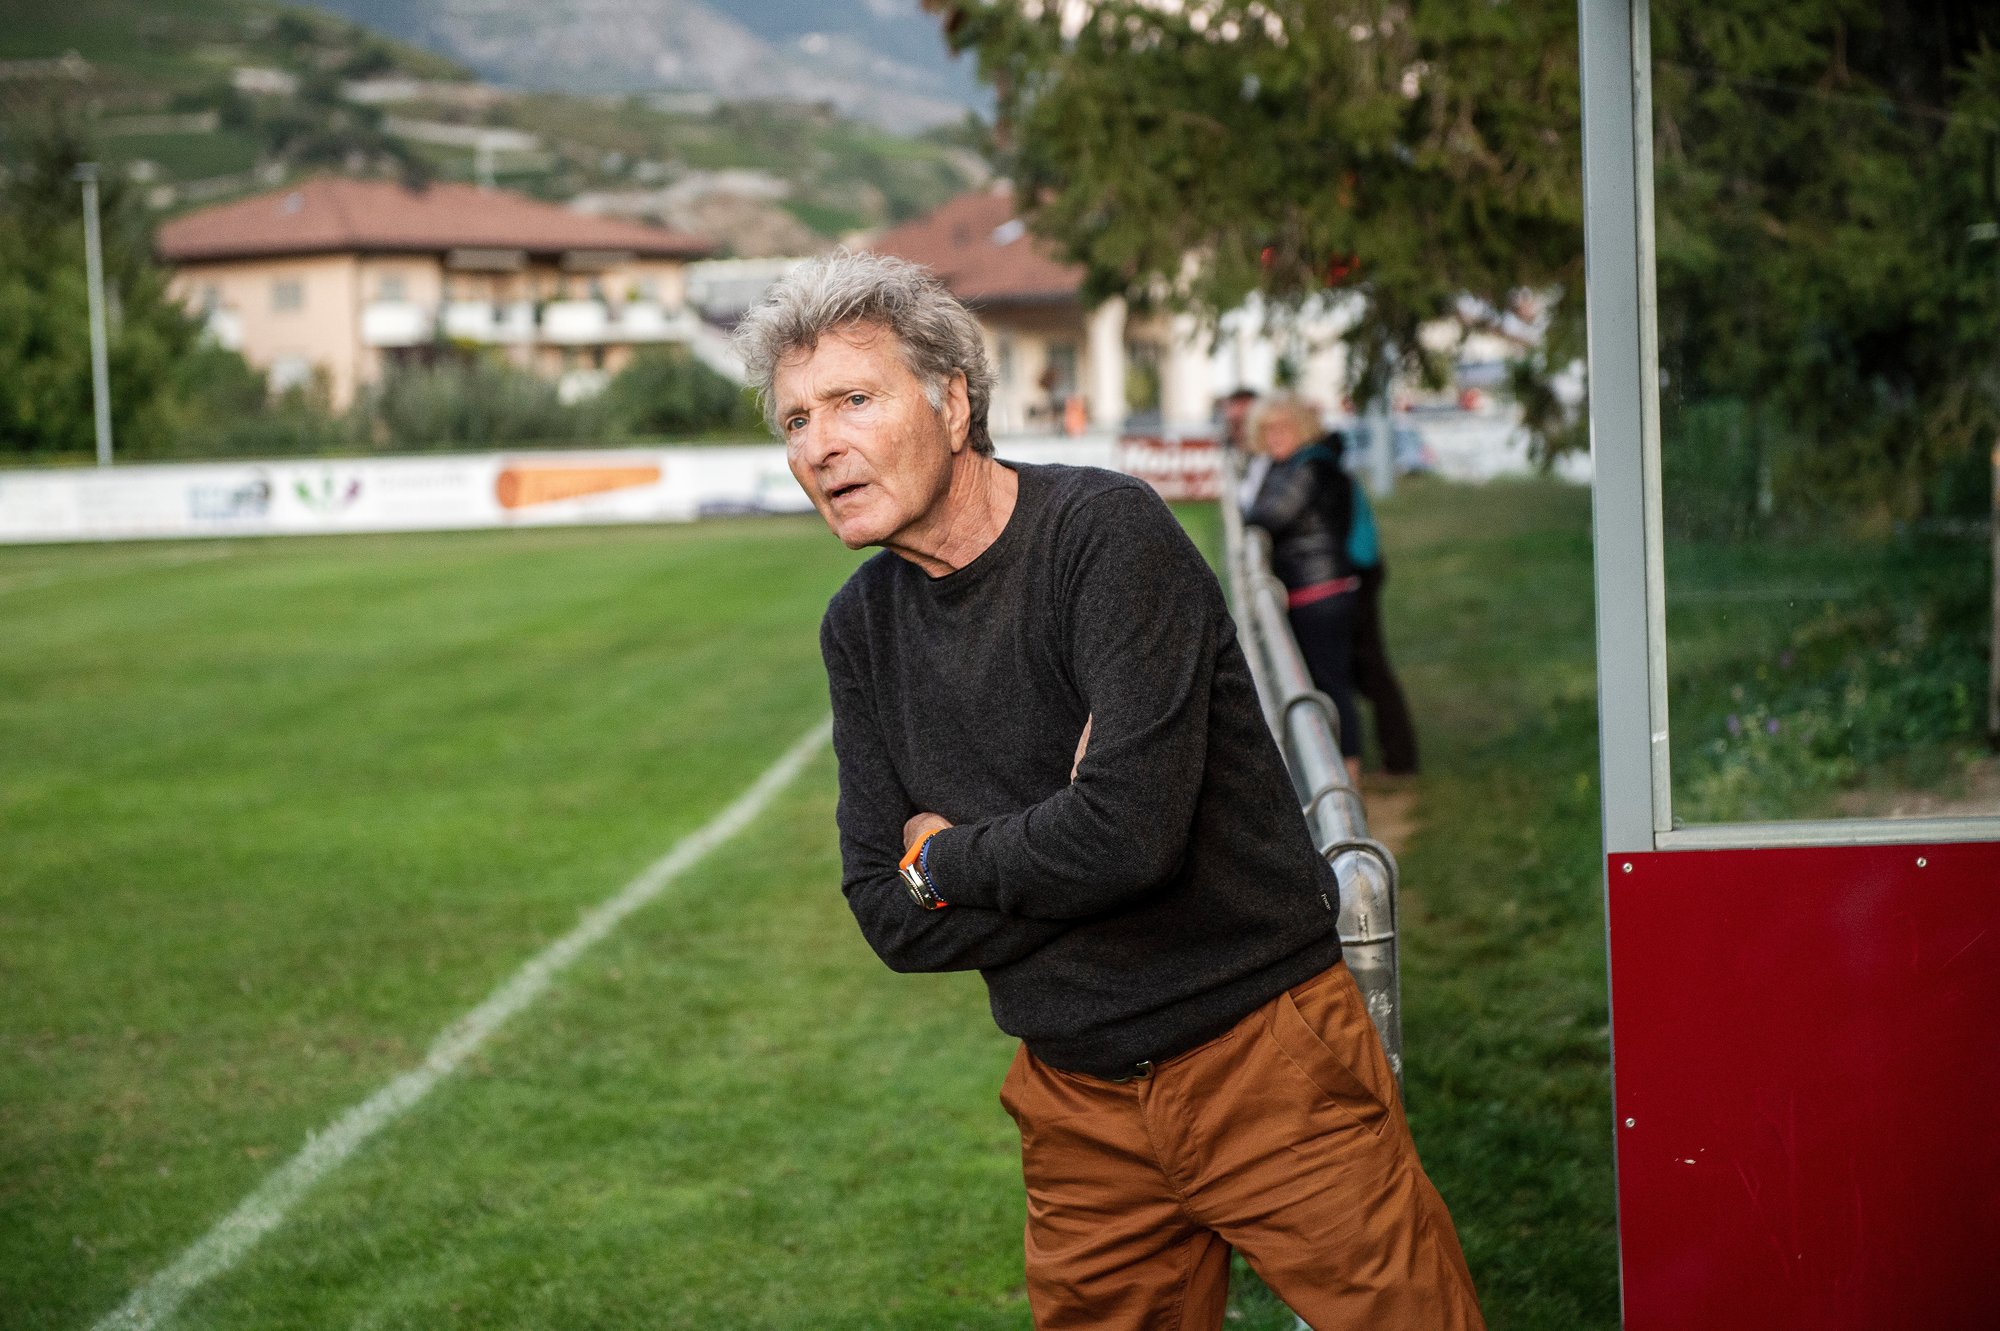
[
  {"x1": 156, "y1": 177, "x2": 716, "y2": 407},
  {"x1": 868, "y1": 185, "x2": 1223, "y2": 435}
]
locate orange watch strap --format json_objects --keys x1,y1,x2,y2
[{"x1": 900, "y1": 827, "x2": 940, "y2": 871}]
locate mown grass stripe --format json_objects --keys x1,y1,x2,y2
[{"x1": 88, "y1": 717, "x2": 832, "y2": 1331}]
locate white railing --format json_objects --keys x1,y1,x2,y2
[
  {"x1": 441, "y1": 301, "x2": 498, "y2": 342},
  {"x1": 615, "y1": 301, "x2": 693, "y2": 342},
  {"x1": 539, "y1": 300, "x2": 610, "y2": 344},
  {"x1": 359, "y1": 300, "x2": 430, "y2": 348}
]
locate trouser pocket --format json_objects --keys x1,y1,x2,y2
[{"x1": 1265, "y1": 968, "x2": 1392, "y2": 1137}]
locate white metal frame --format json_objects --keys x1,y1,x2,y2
[{"x1": 1579, "y1": 0, "x2": 2000, "y2": 856}]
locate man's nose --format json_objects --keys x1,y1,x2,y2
[{"x1": 796, "y1": 415, "x2": 847, "y2": 469}]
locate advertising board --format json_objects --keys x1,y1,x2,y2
[
  {"x1": 0, "y1": 435, "x2": 1217, "y2": 545},
  {"x1": 0, "y1": 447, "x2": 811, "y2": 544}
]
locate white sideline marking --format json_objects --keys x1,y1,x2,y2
[{"x1": 91, "y1": 718, "x2": 832, "y2": 1331}]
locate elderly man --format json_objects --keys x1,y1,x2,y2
[{"x1": 733, "y1": 252, "x2": 1481, "y2": 1331}]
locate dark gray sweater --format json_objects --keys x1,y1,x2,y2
[{"x1": 819, "y1": 462, "x2": 1342, "y2": 1077}]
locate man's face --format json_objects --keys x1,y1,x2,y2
[{"x1": 774, "y1": 322, "x2": 963, "y2": 551}]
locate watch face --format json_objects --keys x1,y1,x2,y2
[{"x1": 898, "y1": 863, "x2": 943, "y2": 909}]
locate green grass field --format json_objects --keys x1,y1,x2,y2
[{"x1": 2, "y1": 483, "x2": 1625, "y2": 1329}]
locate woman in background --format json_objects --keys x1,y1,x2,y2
[
  {"x1": 1322, "y1": 428, "x2": 1420, "y2": 776},
  {"x1": 1244, "y1": 395, "x2": 1365, "y2": 785}
]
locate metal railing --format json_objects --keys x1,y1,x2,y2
[{"x1": 1218, "y1": 452, "x2": 1403, "y2": 1079}]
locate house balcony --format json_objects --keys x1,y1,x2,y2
[
  {"x1": 615, "y1": 301, "x2": 695, "y2": 343},
  {"x1": 360, "y1": 300, "x2": 431, "y2": 348},
  {"x1": 440, "y1": 300, "x2": 536, "y2": 344},
  {"x1": 495, "y1": 301, "x2": 535, "y2": 343},
  {"x1": 540, "y1": 299, "x2": 610, "y2": 344},
  {"x1": 441, "y1": 300, "x2": 498, "y2": 342}
]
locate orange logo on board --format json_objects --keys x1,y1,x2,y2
[{"x1": 495, "y1": 464, "x2": 663, "y2": 509}]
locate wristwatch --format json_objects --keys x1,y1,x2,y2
[{"x1": 898, "y1": 830, "x2": 948, "y2": 910}]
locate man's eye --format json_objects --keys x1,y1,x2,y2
[
  {"x1": 847, "y1": 393, "x2": 868, "y2": 406},
  {"x1": 785, "y1": 416, "x2": 807, "y2": 432}
]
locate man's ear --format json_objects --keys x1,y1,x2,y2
[{"x1": 942, "y1": 370, "x2": 971, "y2": 453}]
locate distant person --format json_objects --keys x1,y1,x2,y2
[
  {"x1": 1244, "y1": 395, "x2": 1366, "y2": 784},
  {"x1": 1325, "y1": 427, "x2": 1420, "y2": 776},
  {"x1": 734, "y1": 253, "x2": 1482, "y2": 1331},
  {"x1": 1218, "y1": 386, "x2": 1259, "y2": 452}
]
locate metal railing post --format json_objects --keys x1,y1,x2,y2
[{"x1": 1221, "y1": 452, "x2": 1403, "y2": 1080}]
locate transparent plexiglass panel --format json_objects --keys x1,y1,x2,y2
[{"x1": 1653, "y1": 5, "x2": 2000, "y2": 826}]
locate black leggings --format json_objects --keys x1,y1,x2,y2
[
  {"x1": 1353, "y1": 568, "x2": 1419, "y2": 774},
  {"x1": 1287, "y1": 592, "x2": 1363, "y2": 760}
]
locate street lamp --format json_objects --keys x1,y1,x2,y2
[{"x1": 72, "y1": 162, "x2": 113, "y2": 467}]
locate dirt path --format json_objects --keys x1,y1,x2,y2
[{"x1": 1359, "y1": 776, "x2": 1421, "y2": 856}]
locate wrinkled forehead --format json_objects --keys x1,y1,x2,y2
[{"x1": 774, "y1": 320, "x2": 906, "y2": 381}]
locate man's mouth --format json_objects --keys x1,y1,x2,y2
[{"x1": 827, "y1": 481, "x2": 868, "y2": 502}]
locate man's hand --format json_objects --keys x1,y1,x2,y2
[
  {"x1": 1071, "y1": 714, "x2": 1092, "y2": 782},
  {"x1": 903, "y1": 811, "x2": 952, "y2": 852}
]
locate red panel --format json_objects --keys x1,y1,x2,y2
[{"x1": 1608, "y1": 842, "x2": 2000, "y2": 1330}]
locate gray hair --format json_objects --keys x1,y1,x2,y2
[
  {"x1": 1245, "y1": 394, "x2": 1323, "y2": 456},
  {"x1": 731, "y1": 251, "x2": 996, "y2": 456}
]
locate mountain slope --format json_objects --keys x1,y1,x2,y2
[{"x1": 300, "y1": 0, "x2": 984, "y2": 131}]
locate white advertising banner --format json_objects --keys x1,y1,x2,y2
[
  {"x1": 0, "y1": 435, "x2": 1205, "y2": 545},
  {"x1": 0, "y1": 447, "x2": 812, "y2": 545}
]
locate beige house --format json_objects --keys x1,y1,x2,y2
[
  {"x1": 868, "y1": 186, "x2": 1216, "y2": 434},
  {"x1": 157, "y1": 177, "x2": 715, "y2": 408}
]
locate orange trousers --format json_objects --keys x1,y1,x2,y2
[{"x1": 998, "y1": 963, "x2": 1484, "y2": 1331}]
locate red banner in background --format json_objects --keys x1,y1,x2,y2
[{"x1": 1119, "y1": 434, "x2": 1222, "y2": 502}]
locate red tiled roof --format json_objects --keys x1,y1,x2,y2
[
  {"x1": 868, "y1": 186, "x2": 1084, "y2": 305},
  {"x1": 156, "y1": 177, "x2": 715, "y2": 263}
]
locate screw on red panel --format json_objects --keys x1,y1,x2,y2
[
  {"x1": 1621, "y1": 862, "x2": 1633, "y2": 874},
  {"x1": 1916, "y1": 857, "x2": 1928, "y2": 868},
  {"x1": 1624, "y1": 1118, "x2": 1636, "y2": 1128}
]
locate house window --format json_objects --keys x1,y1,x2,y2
[
  {"x1": 378, "y1": 274, "x2": 406, "y2": 302},
  {"x1": 1046, "y1": 342, "x2": 1079, "y2": 396},
  {"x1": 272, "y1": 279, "x2": 304, "y2": 312}
]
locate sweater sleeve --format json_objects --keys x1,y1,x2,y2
[
  {"x1": 822, "y1": 611, "x2": 1070, "y2": 972},
  {"x1": 921, "y1": 485, "x2": 1220, "y2": 919}
]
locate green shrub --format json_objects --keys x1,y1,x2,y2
[
  {"x1": 1678, "y1": 541, "x2": 1990, "y2": 822},
  {"x1": 602, "y1": 347, "x2": 758, "y2": 438},
  {"x1": 363, "y1": 357, "x2": 608, "y2": 450}
]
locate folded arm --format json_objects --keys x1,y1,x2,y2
[
  {"x1": 919, "y1": 486, "x2": 1222, "y2": 920},
  {"x1": 824, "y1": 619, "x2": 1068, "y2": 972}
]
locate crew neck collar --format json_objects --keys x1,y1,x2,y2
[{"x1": 915, "y1": 460, "x2": 1031, "y2": 594}]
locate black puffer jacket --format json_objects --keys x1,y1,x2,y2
[{"x1": 1246, "y1": 443, "x2": 1355, "y2": 590}]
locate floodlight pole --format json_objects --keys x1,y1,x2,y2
[
  {"x1": 74, "y1": 163, "x2": 114, "y2": 467},
  {"x1": 1367, "y1": 401, "x2": 1395, "y2": 498}
]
